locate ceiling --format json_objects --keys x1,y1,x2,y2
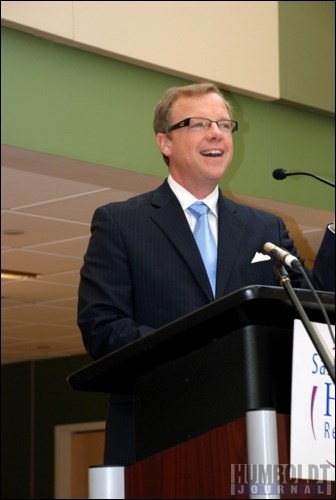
[
  {"x1": 1, "y1": 144, "x2": 333, "y2": 365},
  {"x1": 1, "y1": 144, "x2": 162, "y2": 365}
]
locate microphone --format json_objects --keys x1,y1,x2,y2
[
  {"x1": 272, "y1": 168, "x2": 335, "y2": 187},
  {"x1": 272, "y1": 168, "x2": 289, "y2": 180},
  {"x1": 263, "y1": 242, "x2": 301, "y2": 270}
]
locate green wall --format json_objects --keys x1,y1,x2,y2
[{"x1": 1, "y1": 27, "x2": 334, "y2": 211}]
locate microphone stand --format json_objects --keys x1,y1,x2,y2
[
  {"x1": 283, "y1": 171, "x2": 335, "y2": 188},
  {"x1": 274, "y1": 265, "x2": 335, "y2": 384}
]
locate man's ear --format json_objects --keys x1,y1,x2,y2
[{"x1": 156, "y1": 132, "x2": 171, "y2": 155}]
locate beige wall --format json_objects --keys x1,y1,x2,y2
[{"x1": 1, "y1": 0, "x2": 280, "y2": 100}]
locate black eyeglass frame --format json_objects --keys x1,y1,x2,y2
[{"x1": 167, "y1": 117, "x2": 238, "y2": 133}]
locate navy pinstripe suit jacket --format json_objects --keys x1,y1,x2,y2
[{"x1": 77, "y1": 178, "x2": 334, "y2": 464}]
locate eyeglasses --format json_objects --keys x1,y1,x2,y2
[{"x1": 167, "y1": 117, "x2": 238, "y2": 133}]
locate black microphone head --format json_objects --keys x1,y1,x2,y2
[{"x1": 272, "y1": 168, "x2": 288, "y2": 180}]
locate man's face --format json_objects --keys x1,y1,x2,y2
[{"x1": 156, "y1": 92, "x2": 234, "y2": 195}]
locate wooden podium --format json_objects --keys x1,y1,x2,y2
[{"x1": 68, "y1": 285, "x2": 335, "y2": 499}]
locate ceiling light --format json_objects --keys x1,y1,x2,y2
[
  {"x1": 3, "y1": 229, "x2": 25, "y2": 235},
  {"x1": 1, "y1": 269, "x2": 39, "y2": 280}
]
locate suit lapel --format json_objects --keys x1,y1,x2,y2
[
  {"x1": 150, "y1": 181, "x2": 214, "y2": 300},
  {"x1": 216, "y1": 194, "x2": 246, "y2": 296}
]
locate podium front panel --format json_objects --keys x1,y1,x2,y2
[
  {"x1": 134, "y1": 324, "x2": 293, "y2": 460},
  {"x1": 67, "y1": 286, "x2": 335, "y2": 461}
]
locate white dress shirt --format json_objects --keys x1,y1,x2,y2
[{"x1": 167, "y1": 174, "x2": 219, "y2": 245}]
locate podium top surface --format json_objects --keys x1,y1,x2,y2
[{"x1": 68, "y1": 285, "x2": 335, "y2": 393}]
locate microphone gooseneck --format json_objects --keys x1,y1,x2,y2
[
  {"x1": 264, "y1": 241, "x2": 335, "y2": 347},
  {"x1": 272, "y1": 169, "x2": 335, "y2": 188},
  {"x1": 272, "y1": 264, "x2": 335, "y2": 383}
]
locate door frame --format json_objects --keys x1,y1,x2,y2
[{"x1": 54, "y1": 421, "x2": 105, "y2": 499}]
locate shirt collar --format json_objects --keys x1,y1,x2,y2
[{"x1": 167, "y1": 174, "x2": 219, "y2": 217}]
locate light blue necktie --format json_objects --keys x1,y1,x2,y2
[{"x1": 188, "y1": 201, "x2": 217, "y2": 295}]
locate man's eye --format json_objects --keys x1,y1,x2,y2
[
  {"x1": 192, "y1": 121, "x2": 206, "y2": 128},
  {"x1": 219, "y1": 121, "x2": 231, "y2": 130}
]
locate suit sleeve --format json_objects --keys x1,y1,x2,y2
[
  {"x1": 310, "y1": 225, "x2": 335, "y2": 292},
  {"x1": 268, "y1": 215, "x2": 334, "y2": 292},
  {"x1": 77, "y1": 205, "x2": 154, "y2": 359}
]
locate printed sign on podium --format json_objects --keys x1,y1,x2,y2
[{"x1": 290, "y1": 319, "x2": 335, "y2": 482}]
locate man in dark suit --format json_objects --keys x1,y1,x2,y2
[{"x1": 77, "y1": 82, "x2": 335, "y2": 465}]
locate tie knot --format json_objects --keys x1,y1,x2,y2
[{"x1": 188, "y1": 201, "x2": 210, "y2": 219}]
